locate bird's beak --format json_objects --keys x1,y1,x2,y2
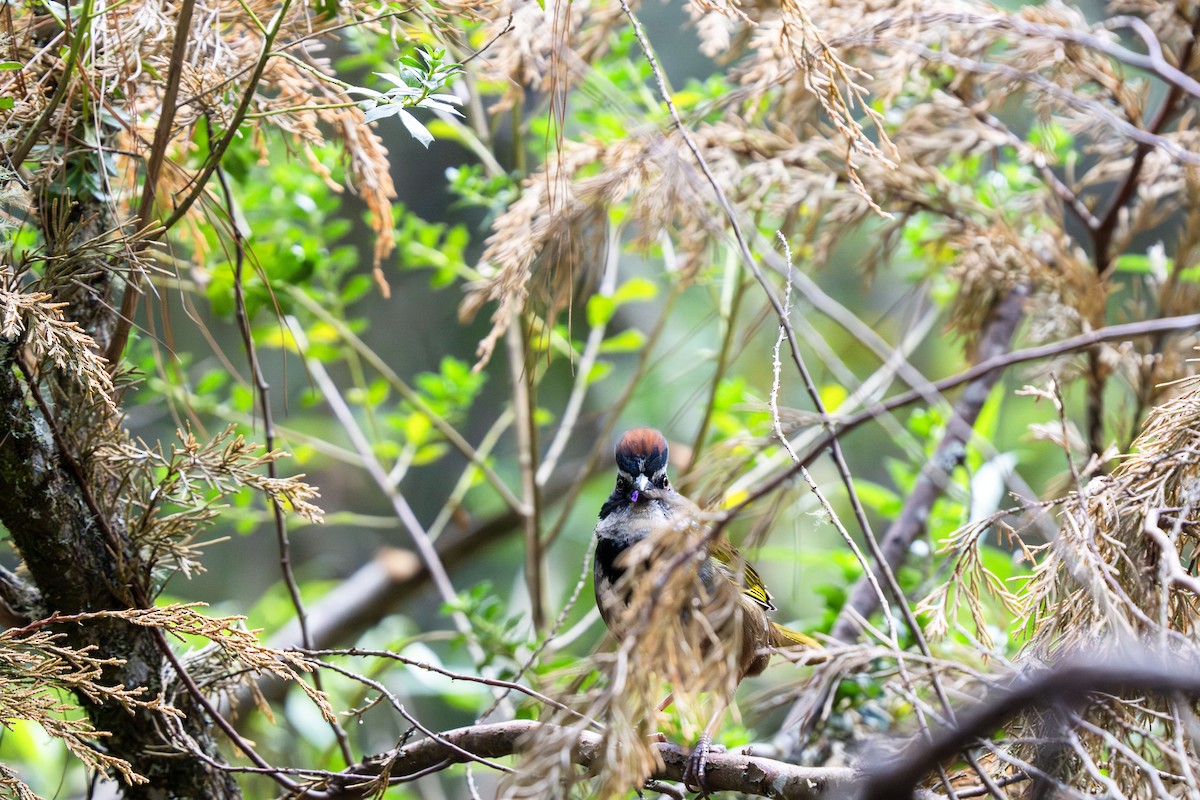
[{"x1": 631, "y1": 474, "x2": 651, "y2": 502}]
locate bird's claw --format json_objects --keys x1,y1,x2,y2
[{"x1": 682, "y1": 734, "x2": 725, "y2": 796}]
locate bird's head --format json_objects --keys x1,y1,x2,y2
[{"x1": 614, "y1": 428, "x2": 671, "y2": 503}]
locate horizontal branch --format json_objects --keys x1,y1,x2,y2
[
  {"x1": 244, "y1": 657, "x2": 1200, "y2": 800},
  {"x1": 294, "y1": 720, "x2": 857, "y2": 800}
]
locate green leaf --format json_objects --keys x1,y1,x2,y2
[
  {"x1": 231, "y1": 384, "x2": 255, "y2": 413},
  {"x1": 366, "y1": 379, "x2": 390, "y2": 406},
  {"x1": 195, "y1": 370, "x2": 228, "y2": 395},
  {"x1": 819, "y1": 383, "x2": 848, "y2": 412},
  {"x1": 340, "y1": 274, "x2": 374, "y2": 304},
  {"x1": 587, "y1": 360, "x2": 613, "y2": 385},
  {"x1": 362, "y1": 103, "x2": 404, "y2": 124},
  {"x1": 611, "y1": 276, "x2": 658, "y2": 305},
  {"x1": 404, "y1": 412, "x2": 432, "y2": 446},
  {"x1": 398, "y1": 109, "x2": 434, "y2": 147},
  {"x1": 587, "y1": 295, "x2": 615, "y2": 327},
  {"x1": 413, "y1": 442, "x2": 449, "y2": 465},
  {"x1": 599, "y1": 328, "x2": 646, "y2": 353}
]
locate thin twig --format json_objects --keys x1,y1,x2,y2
[
  {"x1": 882, "y1": 36, "x2": 1200, "y2": 168},
  {"x1": 729, "y1": 311, "x2": 1200, "y2": 516},
  {"x1": 728, "y1": 261, "x2": 941, "y2": 496},
  {"x1": 315, "y1": 660, "x2": 516, "y2": 775},
  {"x1": 116, "y1": 0, "x2": 197, "y2": 351},
  {"x1": 299, "y1": 648, "x2": 597, "y2": 727},
  {"x1": 536, "y1": 222, "x2": 622, "y2": 487},
  {"x1": 828, "y1": 286, "x2": 1028, "y2": 643},
  {"x1": 427, "y1": 411, "x2": 514, "y2": 541},
  {"x1": 460, "y1": 12, "x2": 514, "y2": 65},
  {"x1": 106, "y1": 0, "x2": 298, "y2": 364},
  {"x1": 8, "y1": 0, "x2": 91, "y2": 171},
  {"x1": 508, "y1": 315, "x2": 545, "y2": 630},
  {"x1": 686, "y1": 250, "x2": 748, "y2": 481},
  {"x1": 285, "y1": 317, "x2": 513, "y2": 716},
  {"x1": 770, "y1": 233, "x2": 800, "y2": 463},
  {"x1": 289, "y1": 288, "x2": 524, "y2": 513},
  {"x1": 217, "y1": 164, "x2": 353, "y2": 767}
]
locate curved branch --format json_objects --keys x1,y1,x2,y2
[{"x1": 861, "y1": 659, "x2": 1200, "y2": 800}]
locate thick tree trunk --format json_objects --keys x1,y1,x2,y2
[{"x1": 0, "y1": 183, "x2": 240, "y2": 797}]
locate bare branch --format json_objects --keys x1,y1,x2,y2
[
  {"x1": 828, "y1": 286, "x2": 1029, "y2": 643},
  {"x1": 730, "y1": 311, "x2": 1200, "y2": 516},
  {"x1": 293, "y1": 720, "x2": 857, "y2": 800},
  {"x1": 861, "y1": 659, "x2": 1200, "y2": 800}
]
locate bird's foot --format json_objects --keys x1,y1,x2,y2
[{"x1": 682, "y1": 734, "x2": 725, "y2": 796}]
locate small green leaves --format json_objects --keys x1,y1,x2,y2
[{"x1": 350, "y1": 46, "x2": 465, "y2": 148}]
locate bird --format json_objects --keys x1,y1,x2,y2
[{"x1": 593, "y1": 427, "x2": 820, "y2": 790}]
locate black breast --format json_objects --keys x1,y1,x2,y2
[{"x1": 594, "y1": 536, "x2": 627, "y2": 589}]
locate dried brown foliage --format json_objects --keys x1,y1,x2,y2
[
  {"x1": 2, "y1": 0, "x2": 402, "y2": 294},
  {"x1": 1016, "y1": 375, "x2": 1200, "y2": 794},
  {"x1": 464, "y1": 0, "x2": 1200, "y2": 397},
  {"x1": 97, "y1": 425, "x2": 322, "y2": 578},
  {"x1": 457, "y1": 0, "x2": 1200, "y2": 794},
  {"x1": 4, "y1": 0, "x2": 1200, "y2": 788},
  {"x1": 919, "y1": 373, "x2": 1200, "y2": 798},
  {"x1": 0, "y1": 604, "x2": 330, "y2": 791},
  {"x1": 504, "y1": 506, "x2": 760, "y2": 798}
]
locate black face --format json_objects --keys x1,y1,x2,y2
[
  {"x1": 599, "y1": 429, "x2": 672, "y2": 519},
  {"x1": 615, "y1": 441, "x2": 667, "y2": 480},
  {"x1": 613, "y1": 470, "x2": 669, "y2": 499}
]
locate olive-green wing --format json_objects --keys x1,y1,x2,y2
[{"x1": 709, "y1": 538, "x2": 776, "y2": 611}]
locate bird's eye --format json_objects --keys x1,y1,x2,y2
[
  {"x1": 659, "y1": 476, "x2": 669, "y2": 489},
  {"x1": 616, "y1": 478, "x2": 629, "y2": 492}
]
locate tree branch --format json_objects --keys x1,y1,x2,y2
[
  {"x1": 861, "y1": 659, "x2": 1200, "y2": 800},
  {"x1": 293, "y1": 721, "x2": 858, "y2": 800},
  {"x1": 728, "y1": 311, "x2": 1200, "y2": 518},
  {"x1": 828, "y1": 286, "x2": 1028, "y2": 643}
]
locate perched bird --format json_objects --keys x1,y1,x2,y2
[{"x1": 593, "y1": 427, "x2": 819, "y2": 788}]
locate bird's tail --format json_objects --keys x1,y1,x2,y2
[{"x1": 768, "y1": 621, "x2": 822, "y2": 651}]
